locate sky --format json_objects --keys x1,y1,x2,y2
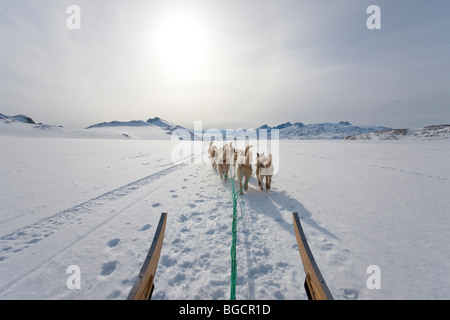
[{"x1": 1, "y1": 0, "x2": 449, "y2": 130}]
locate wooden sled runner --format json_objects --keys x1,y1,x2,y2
[
  {"x1": 127, "y1": 211, "x2": 331, "y2": 300},
  {"x1": 292, "y1": 212, "x2": 334, "y2": 300},
  {"x1": 128, "y1": 212, "x2": 167, "y2": 300}
]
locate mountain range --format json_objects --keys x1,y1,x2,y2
[
  {"x1": 86, "y1": 117, "x2": 195, "y2": 139},
  {"x1": 1, "y1": 112, "x2": 448, "y2": 140},
  {"x1": 255, "y1": 121, "x2": 391, "y2": 140},
  {"x1": 78, "y1": 117, "x2": 392, "y2": 140},
  {"x1": 344, "y1": 125, "x2": 450, "y2": 140}
]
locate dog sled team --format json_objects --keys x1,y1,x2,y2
[{"x1": 208, "y1": 141, "x2": 274, "y2": 194}]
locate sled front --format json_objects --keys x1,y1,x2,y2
[
  {"x1": 128, "y1": 212, "x2": 167, "y2": 300},
  {"x1": 292, "y1": 212, "x2": 333, "y2": 300}
]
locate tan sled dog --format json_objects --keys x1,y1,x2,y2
[
  {"x1": 208, "y1": 141, "x2": 218, "y2": 171},
  {"x1": 234, "y1": 145, "x2": 253, "y2": 195},
  {"x1": 217, "y1": 142, "x2": 234, "y2": 182},
  {"x1": 256, "y1": 152, "x2": 273, "y2": 190}
]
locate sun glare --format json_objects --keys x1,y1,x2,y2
[{"x1": 154, "y1": 13, "x2": 209, "y2": 75}]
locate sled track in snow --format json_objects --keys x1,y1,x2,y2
[{"x1": 0, "y1": 161, "x2": 188, "y2": 262}]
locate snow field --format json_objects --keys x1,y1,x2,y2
[
  {"x1": 280, "y1": 140, "x2": 450, "y2": 299},
  {"x1": 0, "y1": 136, "x2": 449, "y2": 299}
]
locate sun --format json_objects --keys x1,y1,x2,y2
[{"x1": 154, "y1": 13, "x2": 209, "y2": 75}]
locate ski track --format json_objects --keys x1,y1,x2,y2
[
  {"x1": 0, "y1": 153, "x2": 205, "y2": 298},
  {"x1": 0, "y1": 161, "x2": 188, "y2": 263}
]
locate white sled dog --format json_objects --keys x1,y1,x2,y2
[
  {"x1": 234, "y1": 145, "x2": 253, "y2": 195},
  {"x1": 217, "y1": 142, "x2": 234, "y2": 182},
  {"x1": 256, "y1": 152, "x2": 273, "y2": 190},
  {"x1": 208, "y1": 141, "x2": 218, "y2": 171}
]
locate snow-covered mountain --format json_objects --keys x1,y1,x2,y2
[
  {"x1": 87, "y1": 117, "x2": 176, "y2": 130},
  {"x1": 0, "y1": 113, "x2": 36, "y2": 124},
  {"x1": 86, "y1": 117, "x2": 196, "y2": 140},
  {"x1": 251, "y1": 121, "x2": 391, "y2": 140},
  {"x1": 344, "y1": 124, "x2": 450, "y2": 140},
  {"x1": 0, "y1": 112, "x2": 68, "y2": 137},
  {"x1": 0, "y1": 113, "x2": 194, "y2": 140}
]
